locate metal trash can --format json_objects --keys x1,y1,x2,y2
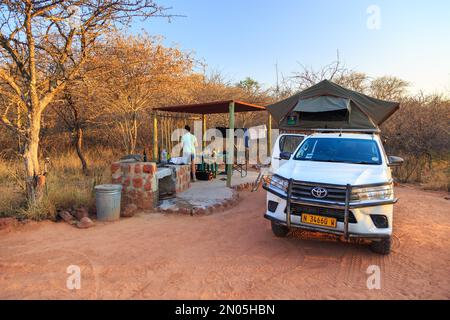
[{"x1": 94, "y1": 184, "x2": 122, "y2": 221}]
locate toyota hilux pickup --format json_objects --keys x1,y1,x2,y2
[{"x1": 263, "y1": 132, "x2": 403, "y2": 254}]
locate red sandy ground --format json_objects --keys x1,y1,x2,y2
[{"x1": 0, "y1": 185, "x2": 449, "y2": 299}]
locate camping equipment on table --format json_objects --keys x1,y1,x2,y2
[
  {"x1": 169, "y1": 156, "x2": 188, "y2": 165},
  {"x1": 266, "y1": 80, "x2": 400, "y2": 131},
  {"x1": 160, "y1": 149, "x2": 168, "y2": 164}
]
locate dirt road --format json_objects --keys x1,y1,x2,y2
[{"x1": 0, "y1": 185, "x2": 449, "y2": 299}]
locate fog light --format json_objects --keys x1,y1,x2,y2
[
  {"x1": 370, "y1": 215, "x2": 389, "y2": 228},
  {"x1": 268, "y1": 200, "x2": 278, "y2": 213}
]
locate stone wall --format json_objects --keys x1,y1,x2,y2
[
  {"x1": 157, "y1": 164, "x2": 191, "y2": 196},
  {"x1": 111, "y1": 162, "x2": 191, "y2": 210},
  {"x1": 111, "y1": 161, "x2": 158, "y2": 210},
  {"x1": 169, "y1": 164, "x2": 191, "y2": 193}
]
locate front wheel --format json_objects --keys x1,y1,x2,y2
[
  {"x1": 370, "y1": 237, "x2": 392, "y2": 255},
  {"x1": 271, "y1": 221, "x2": 289, "y2": 237}
]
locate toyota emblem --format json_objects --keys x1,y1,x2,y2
[{"x1": 311, "y1": 187, "x2": 328, "y2": 198}]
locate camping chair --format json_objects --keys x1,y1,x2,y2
[{"x1": 221, "y1": 146, "x2": 247, "y2": 178}]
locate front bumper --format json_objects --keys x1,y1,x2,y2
[{"x1": 263, "y1": 181, "x2": 396, "y2": 240}]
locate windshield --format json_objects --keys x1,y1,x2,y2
[{"x1": 293, "y1": 138, "x2": 382, "y2": 165}]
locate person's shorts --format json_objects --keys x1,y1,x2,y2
[{"x1": 183, "y1": 153, "x2": 195, "y2": 164}]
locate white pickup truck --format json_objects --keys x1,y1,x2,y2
[{"x1": 264, "y1": 132, "x2": 403, "y2": 254}]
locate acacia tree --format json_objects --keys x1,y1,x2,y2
[
  {"x1": 291, "y1": 58, "x2": 369, "y2": 93},
  {"x1": 369, "y1": 76, "x2": 409, "y2": 101},
  {"x1": 52, "y1": 76, "x2": 102, "y2": 175},
  {"x1": 0, "y1": 0, "x2": 170, "y2": 204},
  {"x1": 96, "y1": 33, "x2": 194, "y2": 154},
  {"x1": 235, "y1": 77, "x2": 271, "y2": 128}
]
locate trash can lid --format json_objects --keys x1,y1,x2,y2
[{"x1": 94, "y1": 184, "x2": 123, "y2": 192}]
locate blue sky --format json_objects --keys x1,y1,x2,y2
[{"x1": 131, "y1": 0, "x2": 450, "y2": 94}]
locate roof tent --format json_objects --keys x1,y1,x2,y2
[{"x1": 266, "y1": 80, "x2": 400, "y2": 131}]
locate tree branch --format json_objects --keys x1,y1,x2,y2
[{"x1": 0, "y1": 68, "x2": 23, "y2": 99}]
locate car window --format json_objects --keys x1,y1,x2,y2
[
  {"x1": 279, "y1": 135, "x2": 304, "y2": 154},
  {"x1": 294, "y1": 138, "x2": 382, "y2": 165}
]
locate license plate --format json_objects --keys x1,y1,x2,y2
[{"x1": 301, "y1": 213, "x2": 337, "y2": 228}]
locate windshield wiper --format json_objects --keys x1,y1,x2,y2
[
  {"x1": 308, "y1": 159, "x2": 347, "y2": 163},
  {"x1": 353, "y1": 161, "x2": 378, "y2": 165},
  {"x1": 297, "y1": 158, "x2": 378, "y2": 165}
]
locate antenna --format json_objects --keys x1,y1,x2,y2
[{"x1": 275, "y1": 62, "x2": 280, "y2": 99}]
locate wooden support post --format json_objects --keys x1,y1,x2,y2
[
  {"x1": 202, "y1": 114, "x2": 206, "y2": 150},
  {"x1": 267, "y1": 113, "x2": 272, "y2": 157},
  {"x1": 169, "y1": 118, "x2": 173, "y2": 152},
  {"x1": 153, "y1": 113, "x2": 158, "y2": 161},
  {"x1": 227, "y1": 101, "x2": 235, "y2": 188},
  {"x1": 161, "y1": 116, "x2": 165, "y2": 152},
  {"x1": 165, "y1": 117, "x2": 169, "y2": 152}
]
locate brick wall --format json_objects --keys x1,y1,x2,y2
[
  {"x1": 111, "y1": 161, "x2": 158, "y2": 210},
  {"x1": 168, "y1": 164, "x2": 191, "y2": 193}
]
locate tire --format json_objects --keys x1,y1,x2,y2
[
  {"x1": 271, "y1": 221, "x2": 289, "y2": 238},
  {"x1": 370, "y1": 237, "x2": 392, "y2": 255}
]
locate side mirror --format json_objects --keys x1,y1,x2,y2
[
  {"x1": 279, "y1": 151, "x2": 292, "y2": 160},
  {"x1": 388, "y1": 156, "x2": 404, "y2": 167}
]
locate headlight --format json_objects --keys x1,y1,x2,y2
[
  {"x1": 269, "y1": 175, "x2": 289, "y2": 192},
  {"x1": 352, "y1": 184, "x2": 394, "y2": 202}
]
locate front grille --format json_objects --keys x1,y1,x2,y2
[
  {"x1": 291, "y1": 181, "x2": 347, "y2": 203},
  {"x1": 288, "y1": 203, "x2": 357, "y2": 223}
]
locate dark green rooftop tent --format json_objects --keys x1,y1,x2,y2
[{"x1": 266, "y1": 80, "x2": 400, "y2": 131}]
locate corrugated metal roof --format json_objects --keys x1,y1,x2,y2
[{"x1": 154, "y1": 100, "x2": 266, "y2": 114}]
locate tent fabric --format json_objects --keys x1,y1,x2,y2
[
  {"x1": 266, "y1": 80, "x2": 400, "y2": 130},
  {"x1": 293, "y1": 96, "x2": 350, "y2": 113}
]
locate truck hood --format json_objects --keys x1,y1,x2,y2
[{"x1": 276, "y1": 160, "x2": 390, "y2": 186}]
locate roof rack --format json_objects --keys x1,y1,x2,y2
[{"x1": 309, "y1": 128, "x2": 380, "y2": 134}]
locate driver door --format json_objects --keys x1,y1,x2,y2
[{"x1": 270, "y1": 134, "x2": 305, "y2": 172}]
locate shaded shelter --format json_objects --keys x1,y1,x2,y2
[{"x1": 154, "y1": 100, "x2": 267, "y2": 187}]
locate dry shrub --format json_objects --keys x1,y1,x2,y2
[
  {"x1": 0, "y1": 186, "x2": 23, "y2": 218},
  {"x1": 421, "y1": 159, "x2": 450, "y2": 191},
  {"x1": 0, "y1": 159, "x2": 25, "y2": 217},
  {"x1": 383, "y1": 95, "x2": 449, "y2": 190},
  {"x1": 45, "y1": 149, "x2": 113, "y2": 212},
  {"x1": 16, "y1": 197, "x2": 56, "y2": 221},
  {"x1": 0, "y1": 159, "x2": 10, "y2": 184},
  {"x1": 0, "y1": 149, "x2": 114, "y2": 220}
]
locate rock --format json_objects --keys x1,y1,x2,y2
[
  {"x1": 58, "y1": 210, "x2": 76, "y2": 224},
  {"x1": 75, "y1": 206, "x2": 89, "y2": 220},
  {"x1": 77, "y1": 217, "x2": 95, "y2": 229},
  {"x1": 179, "y1": 207, "x2": 192, "y2": 215},
  {"x1": 121, "y1": 203, "x2": 137, "y2": 217},
  {"x1": 222, "y1": 200, "x2": 231, "y2": 209},
  {"x1": 192, "y1": 207, "x2": 204, "y2": 215}
]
